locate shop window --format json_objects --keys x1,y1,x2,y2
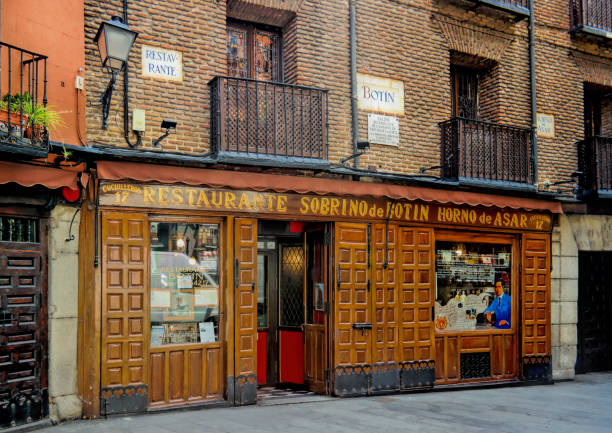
[
  {"x1": 227, "y1": 21, "x2": 281, "y2": 82},
  {"x1": 435, "y1": 241, "x2": 512, "y2": 332},
  {"x1": 149, "y1": 222, "x2": 220, "y2": 346}
]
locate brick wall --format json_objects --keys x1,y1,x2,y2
[{"x1": 83, "y1": 0, "x2": 612, "y2": 185}]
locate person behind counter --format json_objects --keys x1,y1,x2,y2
[{"x1": 484, "y1": 281, "x2": 511, "y2": 329}]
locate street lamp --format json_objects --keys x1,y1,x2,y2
[{"x1": 94, "y1": 16, "x2": 138, "y2": 129}]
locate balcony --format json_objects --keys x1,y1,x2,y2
[
  {"x1": 570, "y1": 0, "x2": 612, "y2": 40},
  {"x1": 0, "y1": 42, "x2": 49, "y2": 157},
  {"x1": 439, "y1": 117, "x2": 534, "y2": 188},
  {"x1": 444, "y1": 0, "x2": 530, "y2": 20},
  {"x1": 578, "y1": 136, "x2": 612, "y2": 198},
  {"x1": 209, "y1": 76, "x2": 329, "y2": 169}
]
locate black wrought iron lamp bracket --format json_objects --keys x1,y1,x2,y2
[{"x1": 100, "y1": 69, "x2": 117, "y2": 130}]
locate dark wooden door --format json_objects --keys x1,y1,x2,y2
[
  {"x1": 577, "y1": 251, "x2": 612, "y2": 373},
  {"x1": 0, "y1": 215, "x2": 47, "y2": 428},
  {"x1": 304, "y1": 230, "x2": 327, "y2": 393}
]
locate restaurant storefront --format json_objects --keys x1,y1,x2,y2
[{"x1": 78, "y1": 161, "x2": 561, "y2": 416}]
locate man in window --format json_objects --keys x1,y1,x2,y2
[{"x1": 484, "y1": 281, "x2": 511, "y2": 329}]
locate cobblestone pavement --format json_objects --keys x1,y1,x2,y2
[{"x1": 33, "y1": 373, "x2": 612, "y2": 433}]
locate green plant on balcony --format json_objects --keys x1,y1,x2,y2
[{"x1": 0, "y1": 91, "x2": 64, "y2": 132}]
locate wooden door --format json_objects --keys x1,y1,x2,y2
[
  {"x1": 334, "y1": 223, "x2": 371, "y2": 366},
  {"x1": 577, "y1": 251, "x2": 612, "y2": 373},
  {"x1": 100, "y1": 212, "x2": 149, "y2": 415},
  {"x1": 521, "y1": 233, "x2": 551, "y2": 381},
  {"x1": 397, "y1": 227, "x2": 436, "y2": 389},
  {"x1": 398, "y1": 227, "x2": 434, "y2": 364},
  {"x1": 304, "y1": 229, "x2": 327, "y2": 394},
  {"x1": 371, "y1": 223, "x2": 398, "y2": 364},
  {"x1": 234, "y1": 218, "x2": 257, "y2": 405},
  {"x1": 333, "y1": 223, "x2": 371, "y2": 396},
  {"x1": 0, "y1": 215, "x2": 47, "y2": 428}
]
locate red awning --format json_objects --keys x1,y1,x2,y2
[
  {"x1": 0, "y1": 161, "x2": 80, "y2": 190},
  {"x1": 97, "y1": 161, "x2": 563, "y2": 213}
]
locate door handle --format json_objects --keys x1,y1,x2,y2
[{"x1": 352, "y1": 323, "x2": 372, "y2": 330}]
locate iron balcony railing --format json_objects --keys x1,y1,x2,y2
[
  {"x1": 0, "y1": 41, "x2": 49, "y2": 153},
  {"x1": 440, "y1": 117, "x2": 534, "y2": 185},
  {"x1": 570, "y1": 0, "x2": 612, "y2": 34},
  {"x1": 210, "y1": 76, "x2": 328, "y2": 162},
  {"x1": 578, "y1": 136, "x2": 612, "y2": 193}
]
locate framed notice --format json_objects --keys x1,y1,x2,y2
[
  {"x1": 151, "y1": 289, "x2": 171, "y2": 309},
  {"x1": 150, "y1": 325, "x2": 165, "y2": 347},
  {"x1": 164, "y1": 291, "x2": 194, "y2": 321},
  {"x1": 195, "y1": 288, "x2": 218, "y2": 306}
]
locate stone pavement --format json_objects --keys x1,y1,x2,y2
[{"x1": 36, "y1": 373, "x2": 612, "y2": 433}]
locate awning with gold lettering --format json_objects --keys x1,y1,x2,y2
[
  {"x1": 0, "y1": 161, "x2": 80, "y2": 190},
  {"x1": 96, "y1": 161, "x2": 562, "y2": 213}
]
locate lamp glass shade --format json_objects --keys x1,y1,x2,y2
[{"x1": 94, "y1": 17, "x2": 138, "y2": 71}]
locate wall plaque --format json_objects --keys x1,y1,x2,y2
[
  {"x1": 537, "y1": 113, "x2": 554, "y2": 138},
  {"x1": 142, "y1": 46, "x2": 183, "y2": 82},
  {"x1": 368, "y1": 113, "x2": 399, "y2": 146}
]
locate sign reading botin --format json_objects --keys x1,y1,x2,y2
[{"x1": 357, "y1": 73, "x2": 404, "y2": 116}]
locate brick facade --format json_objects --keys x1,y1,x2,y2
[{"x1": 83, "y1": 0, "x2": 610, "y2": 185}]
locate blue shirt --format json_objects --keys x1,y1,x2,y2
[{"x1": 484, "y1": 294, "x2": 511, "y2": 329}]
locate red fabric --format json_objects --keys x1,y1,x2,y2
[
  {"x1": 0, "y1": 161, "x2": 79, "y2": 190},
  {"x1": 257, "y1": 331, "x2": 267, "y2": 385},
  {"x1": 97, "y1": 161, "x2": 563, "y2": 213},
  {"x1": 280, "y1": 330, "x2": 304, "y2": 384}
]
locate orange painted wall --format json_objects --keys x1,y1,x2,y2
[{"x1": 1, "y1": 0, "x2": 85, "y2": 147}]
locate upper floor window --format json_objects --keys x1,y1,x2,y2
[
  {"x1": 227, "y1": 21, "x2": 281, "y2": 82},
  {"x1": 452, "y1": 66, "x2": 479, "y2": 119}
]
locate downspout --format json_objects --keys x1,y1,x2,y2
[
  {"x1": 122, "y1": 0, "x2": 142, "y2": 147},
  {"x1": 349, "y1": 0, "x2": 359, "y2": 168},
  {"x1": 528, "y1": 0, "x2": 538, "y2": 185}
]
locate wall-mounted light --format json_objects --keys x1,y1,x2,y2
[
  {"x1": 94, "y1": 16, "x2": 138, "y2": 129},
  {"x1": 340, "y1": 141, "x2": 370, "y2": 166},
  {"x1": 152, "y1": 119, "x2": 178, "y2": 147}
]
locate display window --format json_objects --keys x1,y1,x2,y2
[
  {"x1": 435, "y1": 240, "x2": 512, "y2": 332},
  {"x1": 150, "y1": 222, "x2": 220, "y2": 346}
]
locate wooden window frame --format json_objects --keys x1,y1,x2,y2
[{"x1": 227, "y1": 19, "x2": 282, "y2": 82}]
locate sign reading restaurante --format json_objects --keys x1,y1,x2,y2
[{"x1": 100, "y1": 182, "x2": 552, "y2": 231}]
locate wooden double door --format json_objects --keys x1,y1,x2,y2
[
  {"x1": 333, "y1": 222, "x2": 435, "y2": 381},
  {"x1": 0, "y1": 215, "x2": 47, "y2": 427},
  {"x1": 253, "y1": 225, "x2": 329, "y2": 393}
]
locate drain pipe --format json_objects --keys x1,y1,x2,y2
[
  {"x1": 122, "y1": 0, "x2": 142, "y2": 147},
  {"x1": 349, "y1": 0, "x2": 359, "y2": 169},
  {"x1": 528, "y1": 0, "x2": 538, "y2": 185}
]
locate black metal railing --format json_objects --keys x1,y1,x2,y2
[
  {"x1": 440, "y1": 117, "x2": 533, "y2": 184},
  {"x1": 571, "y1": 0, "x2": 612, "y2": 33},
  {"x1": 578, "y1": 136, "x2": 612, "y2": 193},
  {"x1": 210, "y1": 76, "x2": 328, "y2": 161},
  {"x1": 0, "y1": 41, "x2": 48, "y2": 151}
]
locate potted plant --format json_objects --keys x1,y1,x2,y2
[
  {"x1": 22, "y1": 99, "x2": 64, "y2": 139},
  {"x1": 0, "y1": 92, "x2": 31, "y2": 136}
]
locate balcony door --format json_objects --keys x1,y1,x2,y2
[
  {"x1": 452, "y1": 66, "x2": 479, "y2": 119},
  {"x1": 227, "y1": 21, "x2": 281, "y2": 82}
]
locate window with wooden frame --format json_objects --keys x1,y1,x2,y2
[
  {"x1": 451, "y1": 65, "x2": 479, "y2": 119},
  {"x1": 227, "y1": 21, "x2": 281, "y2": 82}
]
